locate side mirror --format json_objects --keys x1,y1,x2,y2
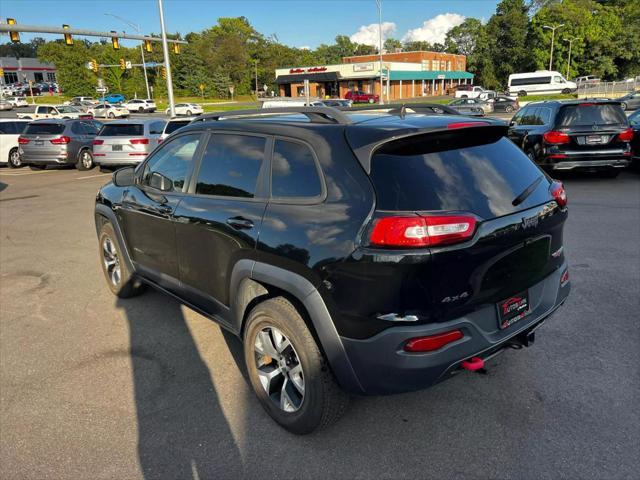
[{"x1": 112, "y1": 166, "x2": 136, "y2": 187}]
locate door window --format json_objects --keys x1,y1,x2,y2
[
  {"x1": 195, "y1": 134, "x2": 266, "y2": 198},
  {"x1": 140, "y1": 134, "x2": 201, "y2": 193},
  {"x1": 271, "y1": 139, "x2": 322, "y2": 199}
]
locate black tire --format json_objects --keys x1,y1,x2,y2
[
  {"x1": 518, "y1": 91, "x2": 527, "y2": 97},
  {"x1": 29, "y1": 164, "x2": 46, "y2": 170},
  {"x1": 98, "y1": 222, "x2": 145, "y2": 298},
  {"x1": 461, "y1": 95, "x2": 468, "y2": 98},
  {"x1": 620, "y1": 102, "x2": 627, "y2": 111},
  {"x1": 8, "y1": 148, "x2": 22, "y2": 168},
  {"x1": 108, "y1": 112, "x2": 115, "y2": 119},
  {"x1": 243, "y1": 297, "x2": 349, "y2": 434},
  {"x1": 186, "y1": 110, "x2": 192, "y2": 116},
  {"x1": 368, "y1": 98, "x2": 374, "y2": 104},
  {"x1": 138, "y1": 107, "x2": 144, "y2": 113},
  {"x1": 598, "y1": 169, "x2": 620, "y2": 178},
  {"x1": 76, "y1": 149, "x2": 94, "y2": 171},
  {"x1": 562, "y1": 88, "x2": 572, "y2": 94},
  {"x1": 505, "y1": 105, "x2": 514, "y2": 113}
]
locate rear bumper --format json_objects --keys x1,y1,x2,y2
[
  {"x1": 340, "y1": 261, "x2": 570, "y2": 395},
  {"x1": 94, "y1": 152, "x2": 148, "y2": 166},
  {"x1": 541, "y1": 149, "x2": 631, "y2": 170},
  {"x1": 20, "y1": 149, "x2": 72, "y2": 165}
]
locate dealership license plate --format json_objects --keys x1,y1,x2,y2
[
  {"x1": 112, "y1": 144, "x2": 123, "y2": 151},
  {"x1": 497, "y1": 291, "x2": 530, "y2": 329},
  {"x1": 586, "y1": 135, "x2": 604, "y2": 145}
]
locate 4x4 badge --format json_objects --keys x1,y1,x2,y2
[{"x1": 522, "y1": 214, "x2": 539, "y2": 229}]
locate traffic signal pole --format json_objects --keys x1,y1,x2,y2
[{"x1": 157, "y1": 0, "x2": 175, "y2": 117}]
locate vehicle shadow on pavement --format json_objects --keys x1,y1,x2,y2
[{"x1": 116, "y1": 291, "x2": 242, "y2": 480}]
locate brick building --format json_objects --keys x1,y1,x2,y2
[{"x1": 275, "y1": 51, "x2": 472, "y2": 101}]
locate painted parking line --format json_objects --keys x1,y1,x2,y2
[
  {"x1": 0, "y1": 170, "x2": 62, "y2": 176},
  {"x1": 76, "y1": 173, "x2": 109, "y2": 180}
]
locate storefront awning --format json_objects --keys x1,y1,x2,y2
[
  {"x1": 389, "y1": 70, "x2": 474, "y2": 81},
  {"x1": 276, "y1": 72, "x2": 340, "y2": 84}
]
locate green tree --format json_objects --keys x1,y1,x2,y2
[
  {"x1": 403, "y1": 40, "x2": 432, "y2": 51},
  {"x1": 384, "y1": 38, "x2": 402, "y2": 52},
  {"x1": 37, "y1": 40, "x2": 95, "y2": 96}
]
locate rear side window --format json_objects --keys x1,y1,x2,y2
[
  {"x1": 370, "y1": 132, "x2": 550, "y2": 219},
  {"x1": 24, "y1": 123, "x2": 65, "y2": 135},
  {"x1": 98, "y1": 124, "x2": 144, "y2": 136},
  {"x1": 196, "y1": 134, "x2": 266, "y2": 198},
  {"x1": 165, "y1": 120, "x2": 190, "y2": 135},
  {"x1": 271, "y1": 140, "x2": 321, "y2": 199},
  {"x1": 556, "y1": 104, "x2": 627, "y2": 127}
]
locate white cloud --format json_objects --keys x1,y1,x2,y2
[
  {"x1": 350, "y1": 22, "x2": 397, "y2": 47},
  {"x1": 298, "y1": 46, "x2": 310, "y2": 50},
  {"x1": 402, "y1": 13, "x2": 465, "y2": 44}
]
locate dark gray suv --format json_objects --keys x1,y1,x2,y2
[{"x1": 19, "y1": 119, "x2": 102, "y2": 170}]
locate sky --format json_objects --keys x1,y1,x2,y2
[{"x1": 0, "y1": 0, "x2": 499, "y2": 48}]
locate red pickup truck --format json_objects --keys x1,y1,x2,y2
[{"x1": 344, "y1": 90, "x2": 379, "y2": 104}]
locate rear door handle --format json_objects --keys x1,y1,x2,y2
[{"x1": 226, "y1": 216, "x2": 254, "y2": 230}]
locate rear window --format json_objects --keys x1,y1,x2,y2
[
  {"x1": 24, "y1": 123, "x2": 65, "y2": 135},
  {"x1": 98, "y1": 124, "x2": 144, "y2": 136},
  {"x1": 370, "y1": 132, "x2": 550, "y2": 219},
  {"x1": 165, "y1": 120, "x2": 190, "y2": 135},
  {"x1": 556, "y1": 104, "x2": 627, "y2": 127}
]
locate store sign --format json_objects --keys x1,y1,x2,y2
[
  {"x1": 353, "y1": 63, "x2": 374, "y2": 72},
  {"x1": 289, "y1": 66, "x2": 328, "y2": 74},
  {"x1": 437, "y1": 74, "x2": 446, "y2": 79}
]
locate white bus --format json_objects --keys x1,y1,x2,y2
[{"x1": 508, "y1": 71, "x2": 577, "y2": 96}]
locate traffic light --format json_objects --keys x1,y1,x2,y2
[
  {"x1": 111, "y1": 31, "x2": 120, "y2": 50},
  {"x1": 63, "y1": 24, "x2": 73, "y2": 46},
  {"x1": 144, "y1": 40, "x2": 152, "y2": 53},
  {"x1": 161, "y1": 67, "x2": 167, "y2": 79},
  {"x1": 7, "y1": 18, "x2": 20, "y2": 43},
  {"x1": 119, "y1": 58, "x2": 126, "y2": 70},
  {"x1": 90, "y1": 59, "x2": 98, "y2": 73},
  {"x1": 172, "y1": 43, "x2": 180, "y2": 54}
]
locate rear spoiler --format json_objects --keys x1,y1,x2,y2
[{"x1": 346, "y1": 122, "x2": 508, "y2": 174}]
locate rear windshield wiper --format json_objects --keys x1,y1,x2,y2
[{"x1": 512, "y1": 176, "x2": 543, "y2": 207}]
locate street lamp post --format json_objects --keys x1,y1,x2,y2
[
  {"x1": 375, "y1": 0, "x2": 384, "y2": 105},
  {"x1": 104, "y1": 13, "x2": 151, "y2": 99},
  {"x1": 254, "y1": 59, "x2": 259, "y2": 99},
  {"x1": 563, "y1": 37, "x2": 581, "y2": 79},
  {"x1": 543, "y1": 24, "x2": 565, "y2": 71},
  {"x1": 157, "y1": 0, "x2": 176, "y2": 117}
]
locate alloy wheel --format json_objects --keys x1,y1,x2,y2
[
  {"x1": 9, "y1": 149, "x2": 21, "y2": 167},
  {"x1": 102, "y1": 236, "x2": 121, "y2": 286},
  {"x1": 254, "y1": 326, "x2": 305, "y2": 413},
  {"x1": 81, "y1": 151, "x2": 93, "y2": 169}
]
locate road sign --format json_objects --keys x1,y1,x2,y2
[
  {"x1": 96, "y1": 87, "x2": 108, "y2": 93},
  {"x1": 125, "y1": 61, "x2": 132, "y2": 70},
  {"x1": 145, "y1": 62, "x2": 160, "y2": 68},
  {"x1": 228, "y1": 85, "x2": 235, "y2": 95},
  {"x1": 263, "y1": 84, "x2": 268, "y2": 92},
  {"x1": 199, "y1": 84, "x2": 205, "y2": 91}
]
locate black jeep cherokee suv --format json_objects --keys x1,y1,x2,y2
[
  {"x1": 95, "y1": 106, "x2": 571, "y2": 434},
  {"x1": 507, "y1": 99, "x2": 633, "y2": 176}
]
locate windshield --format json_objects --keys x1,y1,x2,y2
[
  {"x1": 24, "y1": 123, "x2": 65, "y2": 135},
  {"x1": 556, "y1": 104, "x2": 627, "y2": 127},
  {"x1": 57, "y1": 106, "x2": 79, "y2": 113},
  {"x1": 370, "y1": 133, "x2": 551, "y2": 219},
  {"x1": 98, "y1": 124, "x2": 144, "y2": 136}
]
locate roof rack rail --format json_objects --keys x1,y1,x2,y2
[
  {"x1": 338, "y1": 102, "x2": 460, "y2": 117},
  {"x1": 193, "y1": 106, "x2": 353, "y2": 125}
]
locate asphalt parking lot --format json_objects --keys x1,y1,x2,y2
[{"x1": 0, "y1": 166, "x2": 638, "y2": 479}]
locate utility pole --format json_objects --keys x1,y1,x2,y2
[
  {"x1": 563, "y1": 37, "x2": 581, "y2": 79},
  {"x1": 104, "y1": 13, "x2": 151, "y2": 100},
  {"x1": 157, "y1": 0, "x2": 175, "y2": 117},
  {"x1": 543, "y1": 24, "x2": 564, "y2": 71},
  {"x1": 254, "y1": 59, "x2": 258, "y2": 99},
  {"x1": 375, "y1": 0, "x2": 384, "y2": 105}
]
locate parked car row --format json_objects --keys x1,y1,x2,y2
[{"x1": 0, "y1": 116, "x2": 198, "y2": 171}]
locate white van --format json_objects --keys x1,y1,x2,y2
[{"x1": 508, "y1": 71, "x2": 577, "y2": 96}]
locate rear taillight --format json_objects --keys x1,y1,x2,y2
[
  {"x1": 50, "y1": 136, "x2": 71, "y2": 144},
  {"x1": 18, "y1": 137, "x2": 29, "y2": 145},
  {"x1": 404, "y1": 330, "x2": 463, "y2": 352},
  {"x1": 618, "y1": 127, "x2": 633, "y2": 142},
  {"x1": 550, "y1": 181, "x2": 567, "y2": 208},
  {"x1": 92, "y1": 139, "x2": 104, "y2": 145},
  {"x1": 369, "y1": 214, "x2": 477, "y2": 248},
  {"x1": 543, "y1": 131, "x2": 570, "y2": 145},
  {"x1": 130, "y1": 138, "x2": 149, "y2": 145}
]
